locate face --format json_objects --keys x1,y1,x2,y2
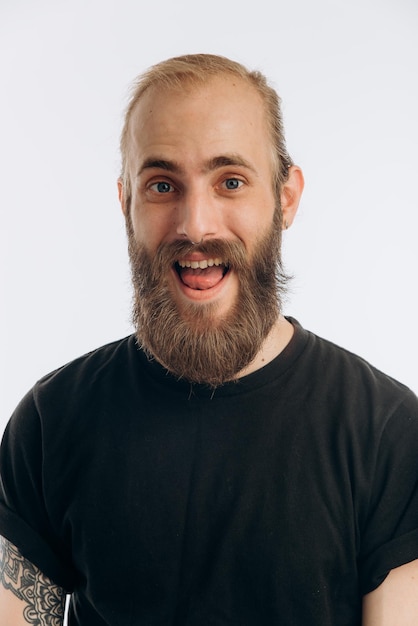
[{"x1": 120, "y1": 76, "x2": 299, "y2": 385}]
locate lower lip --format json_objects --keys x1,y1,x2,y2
[{"x1": 171, "y1": 267, "x2": 232, "y2": 302}]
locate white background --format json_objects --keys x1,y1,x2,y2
[{"x1": 1, "y1": 0, "x2": 417, "y2": 431}]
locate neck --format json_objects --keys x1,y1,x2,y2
[{"x1": 236, "y1": 315, "x2": 294, "y2": 379}]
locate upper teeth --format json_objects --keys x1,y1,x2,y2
[{"x1": 178, "y1": 258, "x2": 223, "y2": 269}]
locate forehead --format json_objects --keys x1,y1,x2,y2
[
  {"x1": 126, "y1": 76, "x2": 272, "y2": 173},
  {"x1": 131, "y1": 74, "x2": 266, "y2": 126}
]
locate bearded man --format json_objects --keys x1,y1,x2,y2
[{"x1": 1, "y1": 54, "x2": 418, "y2": 626}]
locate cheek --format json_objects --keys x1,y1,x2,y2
[
  {"x1": 231, "y1": 200, "x2": 275, "y2": 244},
  {"x1": 130, "y1": 206, "x2": 176, "y2": 251}
]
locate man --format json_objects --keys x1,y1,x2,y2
[{"x1": 1, "y1": 53, "x2": 418, "y2": 625}]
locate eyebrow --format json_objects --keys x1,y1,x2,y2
[
  {"x1": 138, "y1": 158, "x2": 182, "y2": 176},
  {"x1": 202, "y1": 154, "x2": 256, "y2": 174},
  {"x1": 137, "y1": 153, "x2": 256, "y2": 177}
]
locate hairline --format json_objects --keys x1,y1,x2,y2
[{"x1": 120, "y1": 55, "x2": 293, "y2": 204}]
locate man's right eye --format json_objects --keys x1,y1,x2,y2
[{"x1": 149, "y1": 181, "x2": 174, "y2": 193}]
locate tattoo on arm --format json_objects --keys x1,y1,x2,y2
[{"x1": 0, "y1": 536, "x2": 66, "y2": 626}]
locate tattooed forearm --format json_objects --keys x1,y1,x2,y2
[{"x1": 0, "y1": 536, "x2": 65, "y2": 626}]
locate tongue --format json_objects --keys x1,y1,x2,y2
[{"x1": 180, "y1": 266, "x2": 225, "y2": 290}]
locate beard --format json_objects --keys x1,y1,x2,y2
[{"x1": 126, "y1": 211, "x2": 288, "y2": 387}]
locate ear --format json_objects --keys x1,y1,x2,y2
[
  {"x1": 117, "y1": 178, "x2": 128, "y2": 216},
  {"x1": 280, "y1": 165, "x2": 304, "y2": 230}
]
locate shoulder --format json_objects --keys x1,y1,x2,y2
[
  {"x1": 5, "y1": 335, "x2": 143, "y2": 435},
  {"x1": 37, "y1": 334, "x2": 137, "y2": 386},
  {"x1": 32, "y1": 334, "x2": 140, "y2": 403},
  {"x1": 302, "y1": 323, "x2": 416, "y2": 410},
  {"x1": 285, "y1": 320, "x2": 418, "y2": 448}
]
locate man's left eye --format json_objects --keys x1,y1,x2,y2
[
  {"x1": 150, "y1": 181, "x2": 174, "y2": 193},
  {"x1": 223, "y1": 178, "x2": 243, "y2": 190}
]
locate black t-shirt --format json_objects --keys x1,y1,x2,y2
[{"x1": 1, "y1": 320, "x2": 418, "y2": 625}]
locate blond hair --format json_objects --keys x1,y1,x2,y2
[{"x1": 120, "y1": 53, "x2": 293, "y2": 202}]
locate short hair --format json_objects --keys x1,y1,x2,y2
[{"x1": 120, "y1": 53, "x2": 293, "y2": 202}]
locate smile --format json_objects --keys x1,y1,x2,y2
[
  {"x1": 174, "y1": 257, "x2": 230, "y2": 291},
  {"x1": 177, "y1": 258, "x2": 224, "y2": 270}
]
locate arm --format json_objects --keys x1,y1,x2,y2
[
  {"x1": 0, "y1": 536, "x2": 66, "y2": 626},
  {"x1": 362, "y1": 559, "x2": 418, "y2": 625}
]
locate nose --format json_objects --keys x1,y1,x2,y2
[{"x1": 176, "y1": 185, "x2": 220, "y2": 243}]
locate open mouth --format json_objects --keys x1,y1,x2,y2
[{"x1": 175, "y1": 258, "x2": 230, "y2": 291}]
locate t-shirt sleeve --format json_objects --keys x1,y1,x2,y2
[
  {"x1": 359, "y1": 389, "x2": 418, "y2": 594},
  {"x1": 0, "y1": 389, "x2": 76, "y2": 592}
]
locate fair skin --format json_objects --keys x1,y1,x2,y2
[
  {"x1": 362, "y1": 559, "x2": 418, "y2": 624},
  {"x1": 117, "y1": 74, "x2": 418, "y2": 622},
  {"x1": 1, "y1": 544, "x2": 417, "y2": 626},
  {"x1": 2, "y1": 75, "x2": 417, "y2": 624},
  {"x1": 118, "y1": 75, "x2": 303, "y2": 375},
  {"x1": 0, "y1": 537, "x2": 66, "y2": 625},
  {"x1": 1, "y1": 540, "x2": 418, "y2": 625}
]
